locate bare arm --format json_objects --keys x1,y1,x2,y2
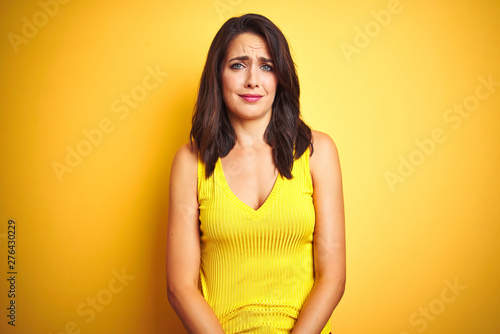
[
  {"x1": 166, "y1": 143, "x2": 225, "y2": 334},
  {"x1": 291, "y1": 131, "x2": 346, "y2": 334}
]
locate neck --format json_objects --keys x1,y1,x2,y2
[{"x1": 228, "y1": 112, "x2": 272, "y2": 149}]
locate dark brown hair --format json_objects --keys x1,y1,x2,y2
[{"x1": 190, "y1": 13, "x2": 313, "y2": 179}]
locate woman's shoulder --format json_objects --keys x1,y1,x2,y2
[
  {"x1": 174, "y1": 142, "x2": 198, "y2": 161},
  {"x1": 311, "y1": 130, "x2": 338, "y2": 156},
  {"x1": 170, "y1": 142, "x2": 199, "y2": 180},
  {"x1": 309, "y1": 130, "x2": 340, "y2": 175}
]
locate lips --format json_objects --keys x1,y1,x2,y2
[{"x1": 239, "y1": 94, "x2": 262, "y2": 102}]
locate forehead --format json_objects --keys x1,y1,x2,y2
[{"x1": 225, "y1": 33, "x2": 271, "y2": 59}]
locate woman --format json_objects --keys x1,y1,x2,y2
[{"x1": 166, "y1": 13, "x2": 345, "y2": 334}]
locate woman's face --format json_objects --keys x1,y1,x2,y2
[{"x1": 221, "y1": 32, "x2": 277, "y2": 123}]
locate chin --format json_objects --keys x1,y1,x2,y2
[{"x1": 231, "y1": 107, "x2": 271, "y2": 120}]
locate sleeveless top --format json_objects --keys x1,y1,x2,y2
[{"x1": 197, "y1": 146, "x2": 331, "y2": 334}]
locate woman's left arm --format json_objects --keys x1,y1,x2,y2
[{"x1": 291, "y1": 130, "x2": 346, "y2": 334}]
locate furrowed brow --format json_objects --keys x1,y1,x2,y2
[
  {"x1": 228, "y1": 55, "x2": 273, "y2": 63},
  {"x1": 228, "y1": 56, "x2": 249, "y2": 62}
]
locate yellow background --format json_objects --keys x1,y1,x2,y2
[{"x1": 1, "y1": 0, "x2": 499, "y2": 333}]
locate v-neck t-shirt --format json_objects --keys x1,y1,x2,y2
[{"x1": 197, "y1": 146, "x2": 331, "y2": 334}]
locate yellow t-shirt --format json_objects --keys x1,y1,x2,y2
[{"x1": 197, "y1": 146, "x2": 331, "y2": 333}]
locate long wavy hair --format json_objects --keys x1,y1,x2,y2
[{"x1": 190, "y1": 13, "x2": 313, "y2": 179}]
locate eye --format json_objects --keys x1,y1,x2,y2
[
  {"x1": 230, "y1": 63, "x2": 244, "y2": 69},
  {"x1": 261, "y1": 64, "x2": 273, "y2": 71}
]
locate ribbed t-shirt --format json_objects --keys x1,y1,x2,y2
[{"x1": 197, "y1": 146, "x2": 331, "y2": 333}]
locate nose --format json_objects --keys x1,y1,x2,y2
[{"x1": 245, "y1": 64, "x2": 259, "y2": 88}]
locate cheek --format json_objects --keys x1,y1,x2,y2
[
  {"x1": 265, "y1": 76, "x2": 278, "y2": 93},
  {"x1": 222, "y1": 72, "x2": 237, "y2": 92},
  {"x1": 221, "y1": 74, "x2": 228, "y2": 93},
  {"x1": 221, "y1": 75, "x2": 235, "y2": 105}
]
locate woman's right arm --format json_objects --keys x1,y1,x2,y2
[{"x1": 166, "y1": 143, "x2": 225, "y2": 334}]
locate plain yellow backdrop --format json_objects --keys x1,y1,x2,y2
[{"x1": 1, "y1": 0, "x2": 499, "y2": 333}]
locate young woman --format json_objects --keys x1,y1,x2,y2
[{"x1": 166, "y1": 13, "x2": 345, "y2": 334}]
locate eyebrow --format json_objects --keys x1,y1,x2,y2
[{"x1": 228, "y1": 55, "x2": 273, "y2": 63}]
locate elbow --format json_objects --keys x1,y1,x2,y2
[
  {"x1": 318, "y1": 273, "x2": 346, "y2": 299},
  {"x1": 329, "y1": 274, "x2": 346, "y2": 294},
  {"x1": 167, "y1": 280, "x2": 185, "y2": 309},
  {"x1": 335, "y1": 272, "x2": 346, "y2": 297},
  {"x1": 166, "y1": 281, "x2": 179, "y2": 309},
  {"x1": 166, "y1": 279, "x2": 198, "y2": 311},
  {"x1": 166, "y1": 281, "x2": 175, "y2": 301},
  {"x1": 337, "y1": 277, "x2": 346, "y2": 299}
]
